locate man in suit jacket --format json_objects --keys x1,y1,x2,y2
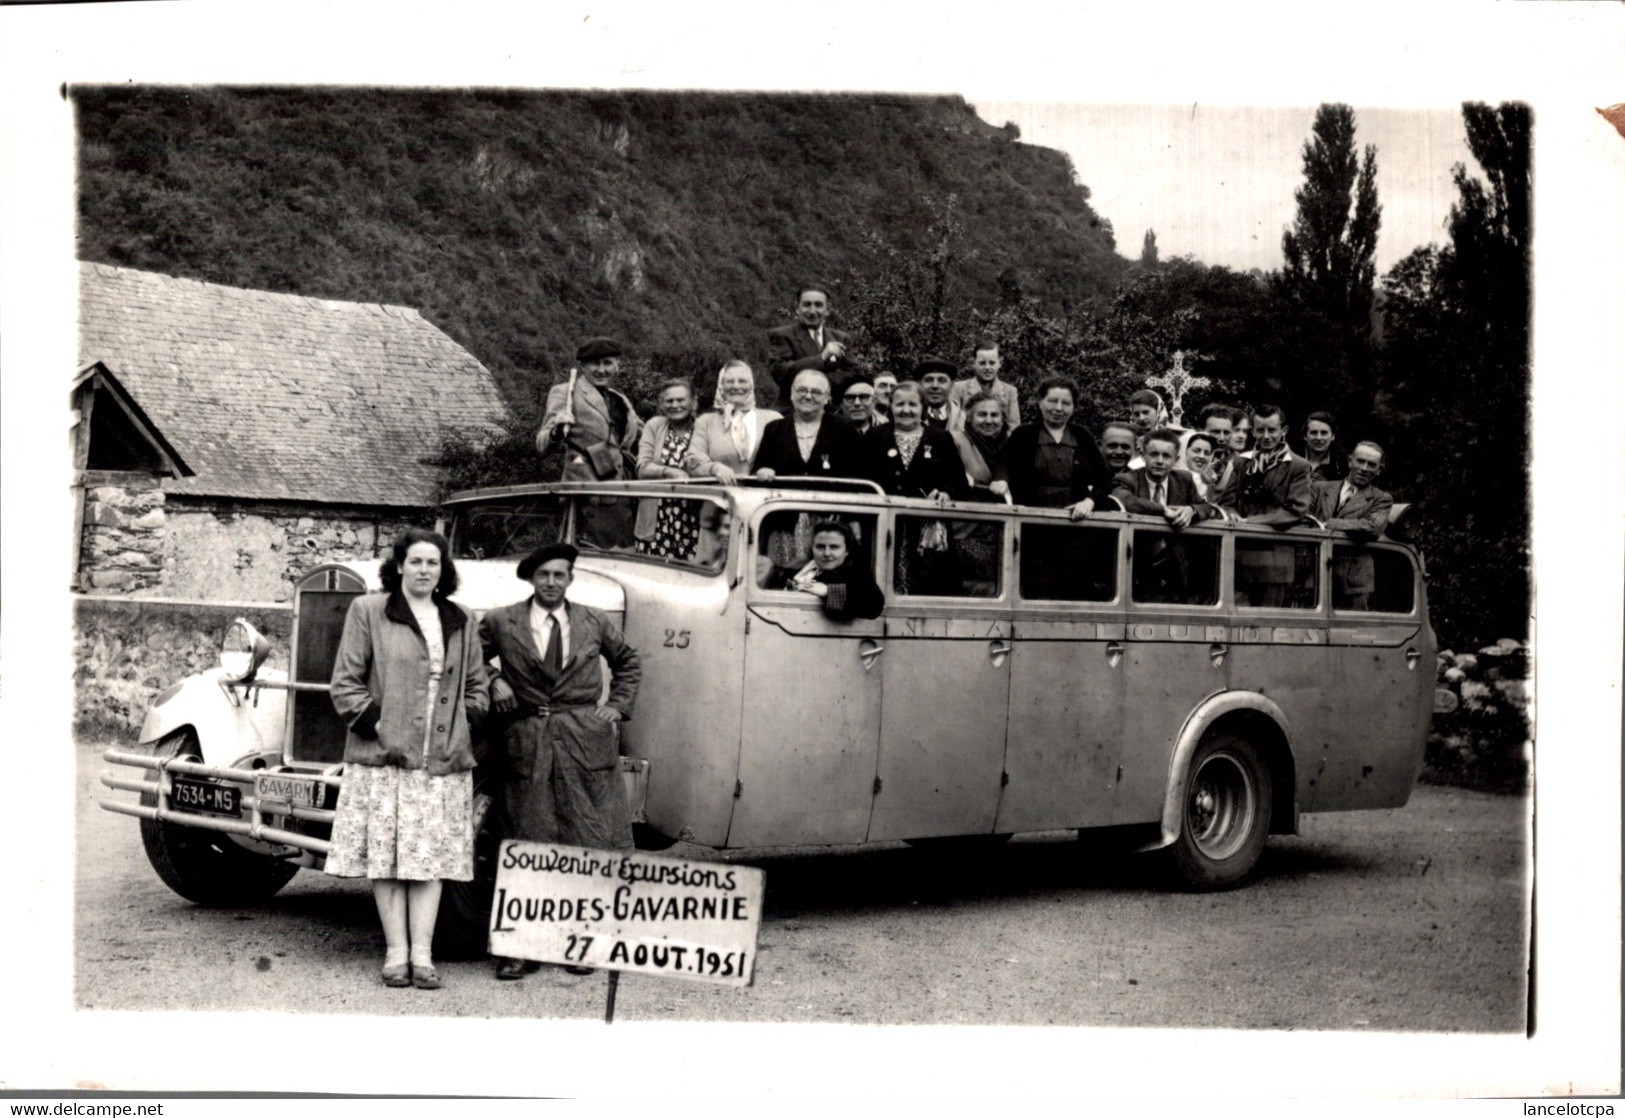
[
  {"x1": 752, "y1": 370, "x2": 865, "y2": 481},
  {"x1": 1215, "y1": 405, "x2": 1315, "y2": 607},
  {"x1": 1311, "y1": 441, "x2": 1395, "y2": 611},
  {"x1": 1111, "y1": 428, "x2": 1218, "y2": 529},
  {"x1": 947, "y1": 341, "x2": 1021, "y2": 434},
  {"x1": 536, "y1": 336, "x2": 643, "y2": 479},
  {"x1": 1113, "y1": 428, "x2": 1218, "y2": 604},
  {"x1": 766, "y1": 285, "x2": 857, "y2": 406},
  {"x1": 480, "y1": 543, "x2": 641, "y2": 981}
]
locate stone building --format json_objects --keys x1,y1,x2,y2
[{"x1": 74, "y1": 262, "x2": 512, "y2": 602}]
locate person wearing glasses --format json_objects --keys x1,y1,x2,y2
[
  {"x1": 752, "y1": 369, "x2": 865, "y2": 483},
  {"x1": 838, "y1": 374, "x2": 882, "y2": 436}
]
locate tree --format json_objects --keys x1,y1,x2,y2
[
  {"x1": 1140, "y1": 228, "x2": 1159, "y2": 268},
  {"x1": 1274, "y1": 103, "x2": 1382, "y2": 419},
  {"x1": 1279, "y1": 103, "x2": 1382, "y2": 331},
  {"x1": 1374, "y1": 102, "x2": 1532, "y2": 649}
]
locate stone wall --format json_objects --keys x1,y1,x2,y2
[
  {"x1": 79, "y1": 481, "x2": 168, "y2": 593},
  {"x1": 73, "y1": 596, "x2": 293, "y2": 736},
  {"x1": 76, "y1": 488, "x2": 429, "y2": 603}
]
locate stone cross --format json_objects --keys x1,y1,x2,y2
[{"x1": 1145, "y1": 350, "x2": 1209, "y2": 427}]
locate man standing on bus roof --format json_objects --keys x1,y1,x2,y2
[
  {"x1": 767, "y1": 284, "x2": 857, "y2": 407},
  {"x1": 948, "y1": 340, "x2": 1020, "y2": 434},
  {"x1": 536, "y1": 337, "x2": 643, "y2": 480},
  {"x1": 480, "y1": 542, "x2": 641, "y2": 981}
]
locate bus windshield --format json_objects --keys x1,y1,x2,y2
[{"x1": 448, "y1": 492, "x2": 730, "y2": 574}]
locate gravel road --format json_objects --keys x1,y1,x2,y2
[{"x1": 76, "y1": 736, "x2": 1528, "y2": 1030}]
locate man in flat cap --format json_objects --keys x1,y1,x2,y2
[
  {"x1": 766, "y1": 284, "x2": 858, "y2": 408},
  {"x1": 915, "y1": 358, "x2": 963, "y2": 432},
  {"x1": 536, "y1": 337, "x2": 643, "y2": 481},
  {"x1": 480, "y1": 542, "x2": 642, "y2": 981}
]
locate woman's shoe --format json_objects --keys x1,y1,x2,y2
[
  {"x1": 411, "y1": 963, "x2": 442, "y2": 990},
  {"x1": 381, "y1": 963, "x2": 412, "y2": 988}
]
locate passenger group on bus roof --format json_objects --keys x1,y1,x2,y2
[{"x1": 534, "y1": 283, "x2": 1395, "y2": 544}]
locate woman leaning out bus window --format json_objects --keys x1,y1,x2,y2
[
  {"x1": 787, "y1": 520, "x2": 885, "y2": 621},
  {"x1": 327, "y1": 528, "x2": 489, "y2": 991}
]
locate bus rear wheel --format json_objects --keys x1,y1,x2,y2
[
  {"x1": 139, "y1": 729, "x2": 300, "y2": 905},
  {"x1": 1165, "y1": 731, "x2": 1272, "y2": 891}
]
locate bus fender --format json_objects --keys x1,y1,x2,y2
[
  {"x1": 137, "y1": 668, "x2": 290, "y2": 769},
  {"x1": 1155, "y1": 690, "x2": 1294, "y2": 849}
]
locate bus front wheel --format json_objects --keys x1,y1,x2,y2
[
  {"x1": 139, "y1": 729, "x2": 300, "y2": 905},
  {"x1": 1165, "y1": 732, "x2": 1272, "y2": 891}
]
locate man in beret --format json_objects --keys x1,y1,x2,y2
[
  {"x1": 915, "y1": 358, "x2": 962, "y2": 432},
  {"x1": 479, "y1": 542, "x2": 642, "y2": 981},
  {"x1": 766, "y1": 284, "x2": 858, "y2": 408},
  {"x1": 536, "y1": 337, "x2": 643, "y2": 481}
]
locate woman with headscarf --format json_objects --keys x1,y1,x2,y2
[
  {"x1": 327, "y1": 528, "x2": 489, "y2": 991},
  {"x1": 634, "y1": 379, "x2": 702, "y2": 559},
  {"x1": 686, "y1": 360, "x2": 780, "y2": 485}
]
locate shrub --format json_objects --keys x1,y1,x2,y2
[{"x1": 1425, "y1": 638, "x2": 1529, "y2": 793}]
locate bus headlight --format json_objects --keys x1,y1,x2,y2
[{"x1": 220, "y1": 618, "x2": 271, "y2": 683}]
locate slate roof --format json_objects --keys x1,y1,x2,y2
[{"x1": 78, "y1": 263, "x2": 511, "y2": 508}]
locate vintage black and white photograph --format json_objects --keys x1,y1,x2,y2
[{"x1": 2, "y1": 1, "x2": 1620, "y2": 1103}]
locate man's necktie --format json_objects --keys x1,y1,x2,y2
[{"x1": 543, "y1": 613, "x2": 563, "y2": 677}]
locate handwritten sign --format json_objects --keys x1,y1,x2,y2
[{"x1": 488, "y1": 840, "x2": 765, "y2": 987}]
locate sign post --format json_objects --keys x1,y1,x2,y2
[{"x1": 489, "y1": 840, "x2": 766, "y2": 1022}]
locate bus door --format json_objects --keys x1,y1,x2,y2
[
  {"x1": 1111, "y1": 525, "x2": 1230, "y2": 826},
  {"x1": 996, "y1": 518, "x2": 1125, "y2": 834},
  {"x1": 869, "y1": 510, "x2": 1013, "y2": 842},
  {"x1": 1319, "y1": 542, "x2": 1432, "y2": 810},
  {"x1": 1222, "y1": 532, "x2": 1331, "y2": 813},
  {"x1": 731, "y1": 506, "x2": 882, "y2": 846}
]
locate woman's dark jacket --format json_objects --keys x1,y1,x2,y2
[
  {"x1": 813, "y1": 561, "x2": 886, "y2": 621},
  {"x1": 860, "y1": 425, "x2": 968, "y2": 500},
  {"x1": 751, "y1": 414, "x2": 866, "y2": 480},
  {"x1": 994, "y1": 423, "x2": 1113, "y2": 509}
]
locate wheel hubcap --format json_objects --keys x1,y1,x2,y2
[{"x1": 1187, "y1": 752, "x2": 1256, "y2": 861}]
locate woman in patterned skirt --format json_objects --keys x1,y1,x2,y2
[
  {"x1": 634, "y1": 379, "x2": 702, "y2": 560},
  {"x1": 328, "y1": 528, "x2": 489, "y2": 990}
]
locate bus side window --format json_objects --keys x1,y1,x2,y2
[
  {"x1": 1131, "y1": 529, "x2": 1220, "y2": 606},
  {"x1": 1018, "y1": 523, "x2": 1117, "y2": 602},
  {"x1": 1234, "y1": 538, "x2": 1320, "y2": 610},
  {"x1": 756, "y1": 509, "x2": 876, "y2": 589},
  {"x1": 894, "y1": 515, "x2": 1004, "y2": 598},
  {"x1": 1332, "y1": 546, "x2": 1416, "y2": 613}
]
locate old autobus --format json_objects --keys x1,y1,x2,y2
[{"x1": 100, "y1": 478, "x2": 1434, "y2": 948}]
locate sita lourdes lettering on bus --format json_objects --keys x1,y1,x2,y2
[{"x1": 611, "y1": 886, "x2": 752, "y2": 922}]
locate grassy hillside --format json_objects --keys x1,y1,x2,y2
[{"x1": 75, "y1": 86, "x2": 1127, "y2": 413}]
